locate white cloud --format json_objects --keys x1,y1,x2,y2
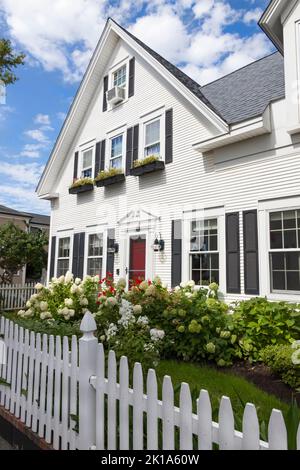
[
  {"x1": 0, "y1": 105, "x2": 14, "y2": 122},
  {"x1": 34, "y1": 113, "x2": 51, "y2": 125},
  {"x1": 20, "y1": 143, "x2": 45, "y2": 159},
  {"x1": 0, "y1": 185, "x2": 50, "y2": 214},
  {"x1": 193, "y1": 0, "x2": 214, "y2": 19},
  {"x1": 57, "y1": 111, "x2": 67, "y2": 121},
  {"x1": 243, "y1": 8, "x2": 263, "y2": 24},
  {"x1": 0, "y1": 161, "x2": 43, "y2": 185},
  {"x1": 24, "y1": 129, "x2": 49, "y2": 143}
]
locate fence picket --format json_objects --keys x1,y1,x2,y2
[
  {"x1": 268, "y1": 409, "x2": 288, "y2": 450},
  {"x1": 119, "y1": 356, "x2": 129, "y2": 450},
  {"x1": 53, "y1": 335, "x2": 62, "y2": 450},
  {"x1": 133, "y1": 362, "x2": 144, "y2": 450},
  {"x1": 61, "y1": 337, "x2": 70, "y2": 450},
  {"x1": 20, "y1": 329, "x2": 29, "y2": 422},
  {"x1": 297, "y1": 422, "x2": 300, "y2": 450},
  {"x1": 218, "y1": 396, "x2": 235, "y2": 450},
  {"x1": 26, "y1": 331, "x2": 36, "y2": 428},
  {"x1": 32, "y1": 333, "x2": 41, "y2": 433},
  {"x1": 4, "y1": 321, "x2": 14, "y2": 410},
  {"x1": 0, "y1": 318, "x2": 9, "y2": 406},
  {"x1": 162, "y1": 376, "x2": 174, "y2": 450},
  {"x1": 179, "y1": 383, "x2": 193, "y2": 450},
  {"x1": 38, "y1": 334, "x2": 48, "y2": 439},
  {"x1": 45, "y1": 335, "x2": 54, "y2": 444},
  {"x1": 197, "y1": 389, "x2": 212, "y2": 450},
  {"x1": 69, "y1": 335, "x2": 78, "y2": 450},
  {"x1": 95, "y1": 343, "x2": 105, "y2": 450},
  {"x1": 242, "y1": 403, "x2": 260, "y2": 450},
  {"x1": 147, "y1": 369, "x2": 158, "y2": 450},
  {"x1": 15, "y1": 326, "x2": 24, "y2": 418},
  {"x1": 0, "y1": 283, "x2": 37, "y2": 311},
  {"x1": 107, "y1": 350, "x2": 117, "y2": 450},
  {"x1": 9, "y1": 323, "x2": 19, "y2": 415}
]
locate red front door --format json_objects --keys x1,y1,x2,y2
[{"x1": 129, "y1": 236, "x2": 146, "y2": 284}]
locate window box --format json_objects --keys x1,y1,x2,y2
[
  {"x1": 95, "y1": 173, "x2": 125, "y2": 187},
  {"x1": 130, "y1": 160, "x2": 165, "y2": 176},
  {"x1": 69, "y1": 183, "x2": 94, "y2": 194}
]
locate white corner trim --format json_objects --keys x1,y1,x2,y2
[{"x1": 193, "y1": 107, "x2": 271, "y2": 153}]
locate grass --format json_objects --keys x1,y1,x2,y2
[{"x1": 156, "y1": 360, "x2": 289, "y2": 439}]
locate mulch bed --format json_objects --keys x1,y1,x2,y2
[{"x1": 224, "y1": 361, "x2": 299, "y2": 405}]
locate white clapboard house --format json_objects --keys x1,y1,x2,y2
[{"x1": 37, "y1": 0, "x2": 300, "y2": 302}]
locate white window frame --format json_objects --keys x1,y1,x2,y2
[
  {"x1": 139, "y1": 108, "x2": 165, "y2": 162},
  {"x1": 106, "y1": 125, "x2": 127, "y2": 172},
  {"x1": 259, "y1": 195, "x2": 300, "y2": 301},
  {"x1": 84, "y1": 231, "x2": 105, "y2": 278},
  {"x1": 182, "y1": 207, "x2": 226, "y2": 294},
  {"x1": 55, "y1": 232, "x2": 73, "y2": 277},
  {"x1": 79, "y1": 142, "x2": 95, "y2": 179},
  {"x1": 108, "y1": 57, "x2": 130, "y2": 110}
]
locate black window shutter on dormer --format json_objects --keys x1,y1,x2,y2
[
  {"x1": 132, "y1": 125, "x2": 139, "y2": 163},
  {"x1": 94, "y1": 142, "x2": 101, "y2": 178},
  {"x1": 73, "y1": 151, "x2": 79, "y2": 180},
  {"x1": 103, "y1": 75, "x2": 108, "y2": 112},
  {"x1": 128, "y1": 57, "x2": 135, "y2": 98},
  {"x1": 165, "y1": 108, "x2": 173, "y2": 164},
  {"x1": 100, "y1": 139, "x2": 106, "y2": 172}
]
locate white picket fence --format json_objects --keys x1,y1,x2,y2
[
  {"x1": 0, "y1": 283, "x2": 36, "y2": 311},
  {"x1": 0, "y1": 312, "x2": 299, "y2": 450}
]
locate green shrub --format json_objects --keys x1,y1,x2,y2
[
  {"x1": 232, "y1": 297, "x2": 300, "y2": 362},
  {"x1": 260, "y1": 344, "x2": 300, "y2": 390}
]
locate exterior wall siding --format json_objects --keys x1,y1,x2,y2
[{"x1": 48, "y1": 38, "x2": 300, "y2": 302}]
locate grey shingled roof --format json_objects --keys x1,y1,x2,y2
[
  {"x1": 115, "y1": 18, "x2": 285, "y2": 125},
  {"x1": 0, "y1": 205, "x2": 50, "y2": 225},
  {"x1": 201, "y1": 52, "x2": 285, "y2": 124},
  {"x1": 0, "y1": 204, "x2": 31, "y2": 218}
]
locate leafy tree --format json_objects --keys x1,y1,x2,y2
[
  {"x1": 0, "y1": 223, "x2": 48, "y2": 284},
  {"x1": 0, "y1": 39, "x2": 25, "y2": 85}
]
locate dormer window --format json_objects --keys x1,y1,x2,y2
[{"x1": 113, "y1": 64, "x2": 127, "y2": 88}]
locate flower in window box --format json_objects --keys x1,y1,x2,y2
[
  {"x1": 133, "y1": 155, "x2": 160, "y2": 168},
  {"x1": 69, "y1": 177, "x2": 94, "y2": 189},
  {"x1": 95, "y1": 167, "x2": 123, "y2": 181}
]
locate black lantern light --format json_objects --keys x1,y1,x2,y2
[
  {"x1": 107, "y1": 242, "x2": 119, "y2": 254},
  {"x1": 152, "y1": 234, "x2": 165, "y2": 252}
]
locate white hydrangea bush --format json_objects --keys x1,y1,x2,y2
[
  {"x1": 18, "y1": 272, "x2": 99, "y2": 322},
  {"x1": 96, "y1": 298, "x2": 164, "y2": 369}
]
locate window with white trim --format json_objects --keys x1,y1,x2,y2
[
  {"x1": 57, "y1": 237, "x2": 70, "y2": 276},
  {"x1": 110, "y1": 134, "x2": 123, "y2": 169},
  {"x1": 87, "y1": 233, "x2": 103, "y2": 276},
  {"x1": 144, "y1": 118, "x2": 160, "y2": 158},
  {"x1": 113, "y1": 64, "x2": 127, "y2": 88},
  {"x1": 269, "y1": 210, "x2": 300, "y2": 292},
  {"x1": 81, "y1": 147, "x2": 93, "y2": 178},
  {"x1": 190, "y1": 219, "x2": 219, "y2": 285}
]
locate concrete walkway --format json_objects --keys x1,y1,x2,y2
[{"x1": 0, "y1": 435, "x2": 12, "y2": 450}]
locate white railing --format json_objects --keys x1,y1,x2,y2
[
  {"x1": 0, "y1": 312, "x2": 299, "y2": 450},
  {"x1": 0, "y1": 283, "x2": 36, "y2": 311}
]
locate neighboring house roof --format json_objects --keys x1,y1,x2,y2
[
  {"x1": 201, "y1": 52, "x2": 285, "y2": 124},
  {"x1": 0, "y1": 205, "x2": 50, "y2": 225},
  {"x1": 26, "y1": 213, "x2": 50, "y2": 226}
]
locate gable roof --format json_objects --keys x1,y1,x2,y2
[
  {"x1": 0, "y1": 204, "x2": 31, "y2": 218},
  {"x1": 26, "y1": 212, "x2": 50, "y2": 226},
  {"x1": 201, "y1": 52, "x2": 285, "y2": 124},
  {"x1": 0, "y1": 204, "x2": 49, "y2": 225}
]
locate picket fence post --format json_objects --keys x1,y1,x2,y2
[{"x1": 78, "y1": 311, "x2": 97, "y2": 450}]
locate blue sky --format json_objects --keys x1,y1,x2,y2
[{"x1": 0, "y1": 0, "x2": 272, "y2": 215}]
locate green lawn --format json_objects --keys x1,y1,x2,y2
[{"x1": 156, "y1": 360, "x2": 289, "y2": 437}]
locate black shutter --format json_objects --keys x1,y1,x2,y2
[
  {"x1": 165, "y1": 109, "x2": 173, "y2": 164},
  {"x1": 128, "y1": 57, "x2": 135, "y2": 98},
  {"x1": 132, "y1": 125, "x2": 139, "y2": 163},
  {"x1": 49, "y1": 236, "x2": 56, "y2": 279},
  {"x1": 243, "y1": 210, "x2": 260, "y2": 295},
  {"x1": 73, "y1": 151, "x2": 79, "y2": 180},
  {"x1": 126, "y1": 127, "x2": 133, "y2": 175},
  {"x1": 226, "y1": 213, "x2": 241, "y2": 293},
  {"x1": 171, "y1": 220, "x2": 182, "y2": 288},
  {"x1": 94, "y1": 142, "x2": 101, "y2": 178},
  {"x1": 72, "y1": 232, "x2": 85, "y2": 279},
  {"x1": 106, "y1": 229, "x2": 115, "y2": 278},
  {"x1": 103, "y1": 75, "x2": 108, "y2": 112},
  {"x1": 100, "y1": 139, "x2": 106, "y2": 172}
]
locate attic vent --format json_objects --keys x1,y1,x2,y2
[{"x1": 106, "y1": 86, "x2": 125, "y2": 105}]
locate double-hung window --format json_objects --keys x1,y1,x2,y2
[
  {"x1": 113, "y1": 64, "x2": 127, "y2": 88},
  {"x1": 81, "y1": 147, "x2": 93, "y2": 178},
  {"x1": 87, "y1": 234, "x2": 103, "y2": 276},
  {"x1": 269, "y1": 210, "x2": 300, "y2": 292},
  {"x1": 144, "y1": 118, "x2": 161, "y2": 158},
  {"x1": 190, "y1": 219, "x2": 219, "y2": 285},
  {"x1": 110, "y1": 134, "x2": 123, "y2": 169},
  {"x1": 57, "y1": 237, "x2": 70, "y2": 276}
]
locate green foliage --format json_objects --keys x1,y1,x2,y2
[
  {"x1": 70, "y1": 177, "x2": 94, "y2": 188},
  {"x1": 260, "y1": 344, "x2": 300, "y2": 390},
  {"x1": 133, "y1": 155, "x2": 160, "y2": 168},
  {"x1": 231, "y1": 297, "x2": 300, "y2": 362},
  {"x1": 0, "y1": 377, "x2": 10, "y2": 387},
  {"x1": 0, "y1": 222, "x2": 48, "y2": 284},
  {"x1": 95, "y1": 167, "x2": 123, "y2": 181},
  {"x1": 0, "y1": 39, "x2": 25, "y2": 85}
]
